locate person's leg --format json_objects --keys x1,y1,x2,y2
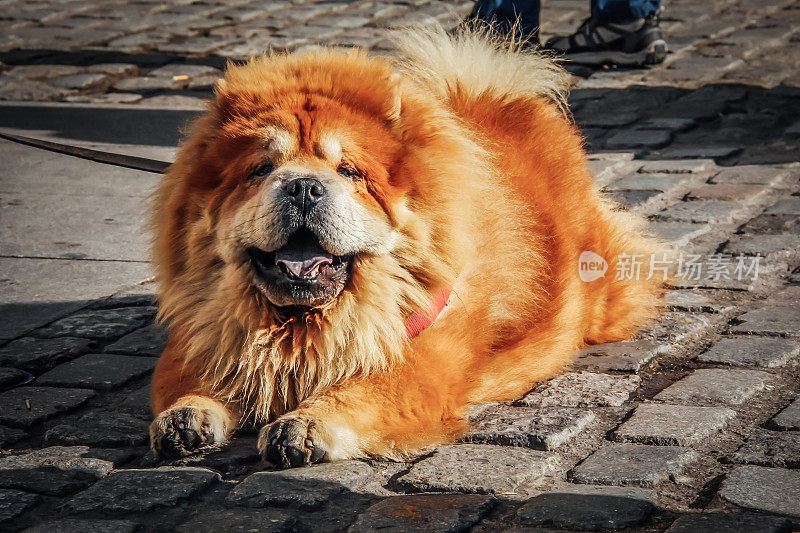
[
  {"x1": 545, "y1": 0, "x2": 666, "y2": 66},
  {"x1": 468, "y1": 0, "x2": 541, "y2": 42},
  {"x1": 593, "y1": 0, "x2": 661, "y2": 23}
]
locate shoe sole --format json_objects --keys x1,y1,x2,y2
[{"x1": 564, "y1": 39, "x2": 668, "y2": 67}]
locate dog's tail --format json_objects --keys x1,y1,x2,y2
[{"x1": 391, "y1": 23, "x2": 571, "y2": 114}]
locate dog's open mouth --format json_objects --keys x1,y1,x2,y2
[{"x1": 247, "y1": 228, "x2": 353, "y2": 307}]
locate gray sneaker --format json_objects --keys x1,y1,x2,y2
[{"x1": 544, "y1": 13, "x2": 667, "y2": 67}]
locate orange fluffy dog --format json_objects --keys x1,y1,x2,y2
[{"x1": 149, "y1": 26, "x2": 662, "y2": 467}]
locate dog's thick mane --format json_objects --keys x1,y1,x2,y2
[{"x1": 153, "y1": 26, "x2": 563, "y2": 424}]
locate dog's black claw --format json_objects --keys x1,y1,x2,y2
[
  {"x1": 260, "y1": 417, "x2": 328, "y2": 468},
  {"x1": 151, "y1": 406, "x2": 213, "y2": 459}
]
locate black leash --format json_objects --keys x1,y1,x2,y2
[{"x1": 0, "y1": 131, "x2": 171, "y2": 174}]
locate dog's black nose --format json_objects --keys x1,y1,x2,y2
[{"x1": 285, "y1": 178, "x2": 325, "y2": 210}]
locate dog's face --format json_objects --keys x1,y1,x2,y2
[{"x1": 206, "y1": 92, "x2": 407, "y2": 309}]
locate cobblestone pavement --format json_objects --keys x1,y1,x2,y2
[{"x1": 1, "y1": 0, "x2": 800, "y2": 531}]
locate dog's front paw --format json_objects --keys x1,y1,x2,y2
[
  {"x1": 258, "y1": 416, "x2": 328, "y2": 468},
  {"x1": 150, "y1": 406, "x2": 226, "y2": 459}
]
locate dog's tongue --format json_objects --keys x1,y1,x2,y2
[{"x1": 275, "y1": 231, "x2": 333, "y2": 278}]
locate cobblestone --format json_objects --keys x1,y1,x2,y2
[
  {"x1": 654, "y1": 368, "x2": 772, "y2": 405},
  {"x1": 67, "y1": 467, "x2": 219, "y2": 513},
  {"x1": 719, "y1": 465, "x2": 800, "y2": 517},
  {"x1": 727, "y1": 431, "x2": 800, "y2": 468},
  {"x1": 0, "y1": 337, "x2": 94, "y2": 374},
  {"x1": 697, "y1": 337, "x2": 800, "y2": 367},
  {"x1": 515, "y1": 492, "x2": 656, "y2": 530},
  {"x1": 396, "y1": 444, "x2": 560, "y2": 496},
  {"x1": 709, "y1": 165, "x2": 789, "y2": 185},
  {"x1": 175, "y1": 509, "x2": 296, "y2": 533},
  {"x1": 465, "y1": 404, "x2": 595, "y2": 450},
  {"x1": 518, "y1": 372, "x2": 640, "y2": 408},
  {"x1": 44, "y1": 411, "x2": 150, "y2": 447},
  {"x1": 612, "y1": 404, "x2": 736, "y2": 446},
  {"x1": 32, "y1": 307, "x2": 155, "y2": 341},
  {"x1": 730, "y1": 306, "x2": 800, "y2": 336},
  {"x1": 665, "y1": 513, "x2": 793, "y2": 533},
  {"x1": 24, "y1": 519, "x2": 141, "y2": 533},
  {"x1": 571, "y1": 444, "x2": 698, "y2": 487},
  {"x1": 349, "y1": 494, "x2": 495, "y2": 533},
  {"x1": 227, "y1": 461, "x2": 382, "y2": 510},
  {"x1": 0, "y1": 386, "x2": 95, "y2": 428},
  {"x1": 0, "y1": 426, "x2": 28, "y2": 447},
  {"x1": 572, "y1": 339, "x2": 668, "y2": 372},
  {"x1": 104, "y1": 324, "x2": 168, "y2": 356},
  {"x1": 37, "y1": 353, "x2": 157, "y2": 390},
  {"x1": 0, "y1": 489, "x2": 41, "y2": 525},
  {"x1": 724, "y1": 234, "x2": 800, "y2": 261},
  {"x1": 654, "y1": 200, "x2": 747, "y2": 224},
  {"x1": 769, "y1": 398, "x2": 800, "y2": 431},
  {"x1": 0, "y1": 446, "x2": 113, "y2": 496}
]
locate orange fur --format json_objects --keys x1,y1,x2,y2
[{"x1": 150, "y1": 26, "x2": 663, "y2": 462}]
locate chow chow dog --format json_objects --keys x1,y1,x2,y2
[{"x1": 149, "y1": 25, "x2": 662, "y2": 467}]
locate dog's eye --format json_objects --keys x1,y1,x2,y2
[
  {"x1": 250, "y1": 162, "x2": 274, "y2": 179},
  {"x1": 337, "y1": 162, "x2": 362, "y2": 180}
]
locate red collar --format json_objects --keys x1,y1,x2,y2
[{"x1": 404, "y1": 288, "x2": 451, "y2": 339}]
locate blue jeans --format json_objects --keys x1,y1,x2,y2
[{"x1": 474, "y1": 0, "x2": 660, "y2": 30}]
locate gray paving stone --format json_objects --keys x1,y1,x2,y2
[
  {"x1": 227, "y1": 461, "x2": 382, "y2": 510},
  {"x1": 654, "y1": 200, "x2": 745, "y2": 224},
  {"x1": 49, "y1": 73, "x2": 109, "y2": 90},
  {"x1": 349, "y1": 494, "x2": 495, "y2": 533},
  {"x1": 0, "y1": 337, "x2": 94, "y2": 374},
  {"x1": 638, "y1": 159, "x2": 712, "y2": 174},
  {"x1": 23, "y1": 519, "x2": 140, "y2": 533},
  {"x1": 0, "y1": 489, "x2": 40, "y2": 525},
  {"x1": 719, "y1": 465, "x2": 800, "y2": 517},
  {"x1": 176, "y1": 509, "x2": 295, "y2": 533},
  {"x1": 769, "y1": 398, "x2": 800, "y2": 431},
  {"x1": 730, "y1": 306, "x2": 800, "y2": 336},
  {"x1": 697, "y1": 337, "x2": 800, "y2": 368},
  {"x1": 660, "y1": 146, "x2": 743, "y2": 159},
  {"x1": 32, "y1": 307, "x2": 155, "y2": 341},
  {"x1": 572, "y1": 339, "x2": 668, "y2": 372},
  {"x1": 710, "y1": 166, "x2": 789, "y2": 185},
  {"x1": 740, "y1": 213, "x2": 800, "y2": 235},
  {"x1": 515, "y1": 492, "x2": 656, "y2": 530},
  {"x1": 728, "y1": 431, "x2": 800, "y2": 469},
  {"x1": 765, "y1": 198, "x2": 800, "y2": 216},
  {"x1": 611, "y1": 404, "x2": 736, "y2": 446},
  {"x1": 571, "y1": 444, "x2": 698, "y2": 487},
  {"x1": 725, "y1": 234, "x2": 800, "y2": 261},
  {"x1": 518, "y1": 372, "x2": 640, "y2": 408},
  {"x1": 665, "y1": 513, "x2": 792, "y2": 533},
  {"x1": 104, "y1": 324, "x2": 168, "y2": 356},
  {"x1": 647, "y1": 221, "x2": 710, "y2": 247},
  {"x1": 687, "y1": 183, "x2": 765, "y2": 201},
  {"x1": 605, "y1": 129, "x2": 672, "y2": 149},
  {"x1": 67, "y1": 467, "x2": 219, "y2": 512},
  {"x1": 654, "y1": 369, "x2": 772, "y2": 405},
  {"x1": 396, "y1": 444, "x2": 560, "y2": 496},
  {"x1": 0, "y1": 425, "x2": 28, "y2": 447},
  {"x1": 0, "y1": 386, "x2": 95, "y2": 428},
  {"x1": 37, "y1": 354, "x2": 156, "y2": 390},
  {"x1": 663, "y1": 290, "x2": 734, "y2": 313},
  {"x1": 0, "y1": 446, "x2": 113, "y2": 496},
  {"x1": 44, "y1": 411, "x2": 149, "y2": 447},
  {"x1": 607, "y1": 174, "x2": 685, "y2": 192},
  {"x1": 640, "y1": 118, "x2": 696, "y2": 132},
  {"x1": 0, "y1": 367, "x2": 32, "y2": 390},
  {"x1": 608, "y1": 189, "x2": 662, "y2": 207},
  {"x1": 465, "y1": 404, "x2": 595, "y2": 450}
]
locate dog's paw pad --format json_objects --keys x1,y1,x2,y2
[
  {"x1": 150, "y1": 406, "x2": 216, "y2": 459},
  {"x1": 258, "y1": 417, "x2": 327, "y2": 468}
]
